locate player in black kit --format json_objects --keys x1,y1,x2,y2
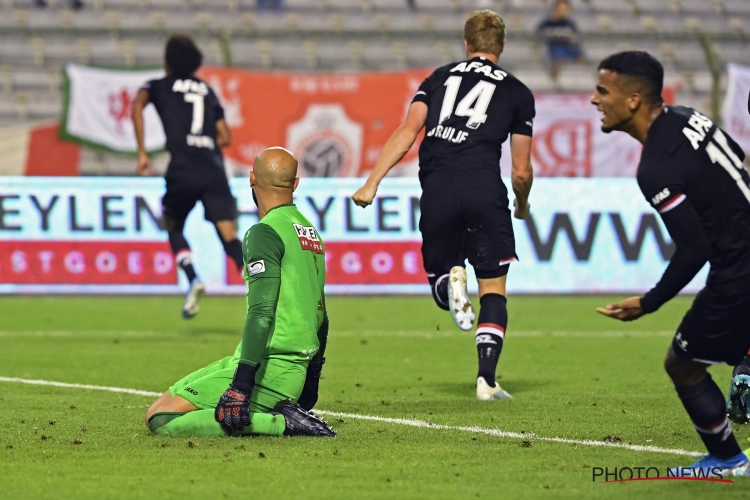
[
  {"x1": 352, "y1": 10, "x2": 534, "y2": 401},
  {"x1": 593, "y1": 51, "x2": 750, "y2": 476},
  {"x1": 132, "y1": 35, "x2": 244, "y2": 319}
]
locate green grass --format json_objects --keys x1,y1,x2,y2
[{"x1": 0, "y1": 295, "x2": 748, "y2": 499}]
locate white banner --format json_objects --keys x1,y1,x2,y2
[
  {"x1": 61, "y1": 65, "x2": 166, "y2": 153},
  {"x1": 0, "y1": 177, "x2": 707, "y2": 295},
  {"x1": 500, "y1": 93, "x2": 643, "y2": 177},
  {"x1": 722, "y1": 63, "x2": 750, "y2": 156}
]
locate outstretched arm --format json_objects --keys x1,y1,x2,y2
[
  {"x1": 597, "y1": 201, "x2": 710, "y2": 321},
  {"x1": 131, "y1": 88, "x2": 154, "y2": 176},
  {"x1": 352, "y1": 101, "x2": 427, "y2": 208}
]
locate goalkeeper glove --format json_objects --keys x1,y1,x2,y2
[
  {"x1": 215, "y1": 362, "x2": 258, "y2": 435},
  {"x1": 298, "y1": 359, "x2": 324, "y2": 411}
]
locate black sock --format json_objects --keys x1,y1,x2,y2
[
  {"x1": 428, "y1": 273, "x2": 449, "y2": 311},
  {"x1": 175, "y1": 249, "x2": 197, "y2": 283},
  {"x1": 733, "y1": 355, "x2": 750, "y2": 377},
  {"x1": 222, "y1": 238, "x2": 243, "y2": 271},
  {"x1": 675, "y1": 375, "x2": 742, "y2": 459},
  {"x1": 476, "y1": 293, "x2": 507, "y2": 386}
]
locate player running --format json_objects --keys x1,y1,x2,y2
[
  {"x1": 145, "y1": 147, "x2": 335, "y2": 438},
  {"x1": 352, "y1": 10, "x2": 534, "y2": 401},
  {"x1": 592, "y1": 51, "x2": 750, "y2": 476},
  {"x1": 132, "y1": 34, "x2": 244, "y2": 319}
]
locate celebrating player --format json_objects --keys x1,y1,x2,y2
[
  {"x1": 592, "y1": 51, "x2": 750, "y2": 476},
  {"x1": 352, "y1": 10, "x2": 535, "y2": 401},
  {"x1": 132, "y1": 34, "x2": 243, "y2": 319},
  {"x1": 145, "y1": 147, "x2": 335, "y2": 437}
]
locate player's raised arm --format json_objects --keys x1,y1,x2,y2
[
  {"x1": 216, "y1": 118, "x2": 231, "y2": 148},
  {"x1": 352, "y1": 101, "x2": 427, "y2": 208},
  {"x1": 131, "y1": 87, "x2": 154, "y2": 176},
  {"x1": 510, "y1": 133, "x2": 533, "y2": 219}
]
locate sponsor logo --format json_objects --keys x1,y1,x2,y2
[
  {"x1": 294, "y1": 224, "x2": 324, "y2": 254},
  {"x1": 682, "y1": 110, "x2": 713, "y2": 150},
  {"x1": 184, "y1": 387, "x2": 198, "y2": 395},
  {"x1": 651, "y1": 188, "x2": 671, "y2": 206},
  {"x1": 247, "y1": 260, "x2": 265, "y2": 276},
  {"x1": 675, "y1": 332, "x2": 689, "y2": 351}
]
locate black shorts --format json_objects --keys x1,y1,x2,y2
[
  {"x1": 419, "y1": 171, "x2": 516, "y2": 280},
  {"x1": 673, "y1": 287, "x2": 750, "y2": 365},
  {"x1": 162, "y1": 173, "x2": 236, "y2": 225}
]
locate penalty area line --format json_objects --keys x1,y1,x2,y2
[{"x1": 0, "y1": 376, "x2": 699, "y2": 457}]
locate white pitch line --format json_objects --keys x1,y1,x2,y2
[
  {"x1": 0, "y1": 330, "x2": 674, "y2": 338},
  {"x1": 0, "y1": 376, "x2": 698, "y2": 457},
  {"x1": 0, "y1": 377, "x2": 161, "y2": 397}
]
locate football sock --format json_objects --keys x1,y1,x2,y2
[
  {"x1": 428, "y1": 273, "x2": 450, "y2": 311},
  {"x1": 476, "y1": 293, "x2": 507, "y2": 386},
  {"x1": 148, "y1": 410, "x2": 285, "y2": 437},
  {"x1": 168, "y1": 228, "x2": 198, "y2": 283},
  {"x1": 732, "y1": 355, "x2": 750, "y2": 377},
  {"x1": 222, "y1": 238, "x2": 244, "y2": 271},
  {"x1": 175, "y1": 249, "x2": 197, "y2": 283},
  {"x1": 675, "y1": 375, "x2": 743, "y2": 459}
]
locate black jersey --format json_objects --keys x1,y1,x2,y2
[
  {"x1": 143, "y1": 75, "x2": 226, "y2": 177},
  {"x1": 411, "y1": 57, "x2": 535, "y2": 182},
  {"x1": 637, "y1": 106, "x2": 750, "y2": 313}
]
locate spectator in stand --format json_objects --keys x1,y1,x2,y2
[
  {"x1": 257, "y1": 0, "x2": 284, "y2": 10},
  {"x1": 36, "y1": 0, "x2": 83, "y2": 8},
  {"x1": 537, "y1": 0, "x2": 585, "y2": 82}
]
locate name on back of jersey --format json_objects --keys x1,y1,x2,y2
[
  {"x1": 426, "y1": 125, "x2": 469, "y2": 144},
  {"x1": 294, "y1": 224, "x2": 323, "y2": 254}
]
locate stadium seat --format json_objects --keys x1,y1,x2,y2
[
  {"x1": 89, "y1": 37, "x2": 128, "y2": 65},
  {"x1": 362, "y1": 39, "x2": 403, "y2": 70},
  {"x1": 230, "y1": 38, "x2": 272, "y2": 68},
  {"x1": 271, "y1": 39, "x2": 318, "y2": 70},
  {"x1": 724, "y1": 0, "x2": 750, "y2": 15},
  {"x1": 134, "y1": 37, "x2": 167, "y2": 66},
  {"x1": 316, "y1": 40, "x2": 362, "y2": 71},
  {"x1": 370, "y1": 0, "x2": 410, "y2": 12}
]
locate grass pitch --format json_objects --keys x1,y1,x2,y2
[{"x1": 0, "y1": 295, "x2": 748, "y2": 499}]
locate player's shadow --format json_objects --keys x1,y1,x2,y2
[
  {"x1": 434, "y1": 379, "x2": 544, "y2": 397},
  {"x1": 182, "y1": 328, "x2": 239, "y2": 336}
]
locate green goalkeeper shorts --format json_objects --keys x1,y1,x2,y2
[{"x1": 169, "y1": 355, "x2": 307, "y2": 412}]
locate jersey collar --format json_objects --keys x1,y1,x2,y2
[{"x1": 266, "y1": 203, "x2": 295, "y2": 215}]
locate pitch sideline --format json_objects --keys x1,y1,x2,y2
[{"x1": 0, "y1": 376, "x2": 698, "y2": 457}]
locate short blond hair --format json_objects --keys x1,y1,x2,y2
[{"x1": 464, "y1": 10, "x2": 505, "y2": 57}]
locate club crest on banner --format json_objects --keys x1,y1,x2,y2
[{"x1": 286, "y1": 104, "x2": 363, "y2": 177}]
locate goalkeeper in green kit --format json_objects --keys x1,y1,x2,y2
[{"x1": 145, "y1": 147, "x2": 335, "y2": 437}]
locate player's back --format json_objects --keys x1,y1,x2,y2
[
  {"x1": 638, "y1": 105, "x2": 750, "y2": 290},
  {"x1": 414, "y1": 56, "x2": 535, "y2": 182},
  {"x1": 245, "y1": 204, "x2": 326, "y2": 361},
  {"x1": 145, "y1": 75, "x2": 225, "y2": 177}
]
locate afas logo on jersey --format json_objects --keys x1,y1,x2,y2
[
  {"x1": 294, "y1": 224, "x2": 323, "y2": 254},
  {"x1": 651, "y1": 188, "x2": 671, "y2": 206},
  {"x1": 247, "y1": 260, "x2": 265, "y2": 276}
]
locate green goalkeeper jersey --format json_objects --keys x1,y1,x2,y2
[{"x1": 232, "y1": 203, "x2": 326, "y2": 366}]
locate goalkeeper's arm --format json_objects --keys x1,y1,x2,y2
[{"x1": 298, "y1": 297, "x2": 329, "y2": 411}]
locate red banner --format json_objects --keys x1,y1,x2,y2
[
  {"x1": 198, "y1": 68, "x2": 431, "y2": 178},
  {"x1": 0, "y1": 241, "x2": 176, "y2": 284},
  {"x1": 226, "y1": 241, "x2": 425, "y2": 286}
]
